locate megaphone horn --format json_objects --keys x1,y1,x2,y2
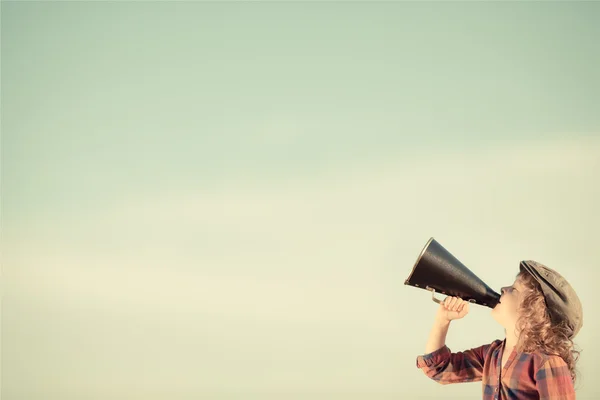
[{"x1": 404, "y1": 237, "x2": 501, "y2": 308}]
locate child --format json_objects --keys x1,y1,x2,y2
[{"x1": 416, "y1": 260, "x2": 583, "y2": 400}]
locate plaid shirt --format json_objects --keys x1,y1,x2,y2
[{"x1": 416, "y1": 339, "x2": 575, "y2": 400}]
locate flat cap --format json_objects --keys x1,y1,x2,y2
[{"x1": 520, "y1": 260, "x2": 583, "y2": 339}]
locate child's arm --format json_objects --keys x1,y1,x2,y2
[
  {"x1": 416, "y1": 341, "x2": 491, "y2": 384},
  {"x1": 425, "y1": 317, "x2": 451, "y2": 354},
  {"x1": 535, "y1": 355, "x2": 576, "y2": 400},
  {"x1": 416, "y1": 296, "x2": 489, "y2": 384}
]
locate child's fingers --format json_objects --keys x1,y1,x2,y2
[
  {"x1": 455, "y1": 301, "x2": 463, "y2": 312},
  {"x1": 445, "y1": 296, "x2": 459, "y2": 311},
  {"x1": 453, "y1": 298, "x2": 463, "y2": 311},
  {"x1": 459, "y1": 302, "x2": 470, "y2": 316},
  {"x1": 453, "y1": 298, "x2": 461, "y2": 310},
  {"x1": 441, "y1": 297, "x2": 468, "y2": 312},
  {"x1": 448, "y1": 297, "x2": 458, "y2": 311},
  {"x1": 443, "y1": 297, "x2": 452, "y2": 308}
]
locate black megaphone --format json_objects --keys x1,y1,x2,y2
[{"x1": 404, "y1": 237, "x2": 501, "y2": 308}]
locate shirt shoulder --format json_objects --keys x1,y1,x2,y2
[
  {"x1": 530, "y1": 350, "x2": 568, "y2": 372},
  {"x1": 486, "y1": 339, "x2": 504, "y2": 354}
]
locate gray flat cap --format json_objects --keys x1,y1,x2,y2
[{"x1": 520, "y1": 260, "x2": 583, "y2": 339}]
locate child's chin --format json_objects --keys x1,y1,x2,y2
[{"x1": 490, "y1": 310, "x2": 503, "y2": 324}]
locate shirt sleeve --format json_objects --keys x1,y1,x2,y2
[
  {"x1": 415, "y1": 343, "x2": 490, "y2": 384},
  {"x1": 535, "y1": 356, "x2": 575, "y2": 400}
]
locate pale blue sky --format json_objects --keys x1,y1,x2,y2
[
  {"x1": 2, "y1": 2, "x2": 600, "y2": 400},
  {"x1": 3, "y1": 2, "x2": 599, "y2": 220}
]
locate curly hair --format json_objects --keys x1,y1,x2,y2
[{"x1": 515, "y1": 271, "x2": 580, "y2": 383}]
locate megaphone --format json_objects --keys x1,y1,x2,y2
[{"x1": 404, "y1": 237, "x2": 501, "y2": 308}]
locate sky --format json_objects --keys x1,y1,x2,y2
[{"x1": 2, "y1": 2, "x2": 599, "y2": 400}]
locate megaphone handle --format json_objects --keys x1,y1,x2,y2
[{"x1": 429, "y1": 288, "x2": 444, "y2": 304}]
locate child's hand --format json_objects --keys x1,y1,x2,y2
[{"x1": 436, "y1": 296, "x2": 469, "y2": 323}]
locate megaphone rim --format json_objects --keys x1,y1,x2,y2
[{"x1": 404, "y1": 236, "x2": 435, "y2": 285}]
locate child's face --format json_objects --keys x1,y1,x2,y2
[{"x1": 491, "y1": 278, "x2": 525, "y2": 328}]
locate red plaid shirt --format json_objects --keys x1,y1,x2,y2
[{"x1": 416, "y1": 339, "x2": 575, "y2": 400}]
